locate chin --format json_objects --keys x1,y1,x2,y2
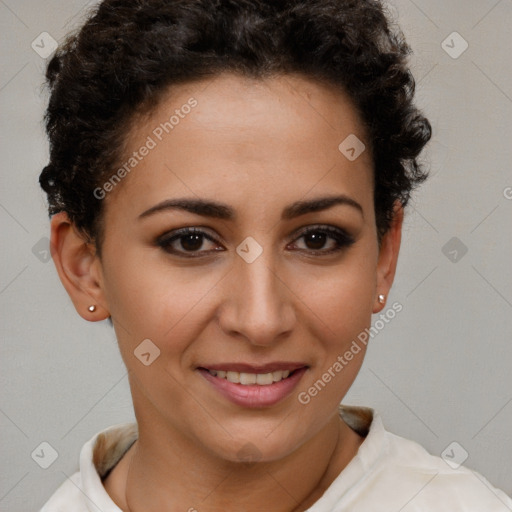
[{"x1": 196, "y1": 418, "x2": 312, "y2": 465}]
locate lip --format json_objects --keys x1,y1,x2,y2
[{"x1": 197, "y1": 364, "x2": 308, "y2": 408}]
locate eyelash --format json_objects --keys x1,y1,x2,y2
[{"x1": 156, "y1": 225, "x2": 355, "y2": 258}]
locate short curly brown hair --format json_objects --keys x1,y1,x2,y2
[{"x1": 39, "y1": 0, "x2": 431, "y2": 249}]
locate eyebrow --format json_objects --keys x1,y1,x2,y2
[{"x1": 138, "y1": 194, "x2": 363, "y2": 221}]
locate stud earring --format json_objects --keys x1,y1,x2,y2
[
  {"x1": 378, "y1": 294, "x2": 386, "y2": 304},
  {"x1": 88, "y1": 305, "x2": 97, "y2": 312}
]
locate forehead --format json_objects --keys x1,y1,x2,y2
[{"x1": 106, "y1": 72, "x2": 374, "y2": 219}]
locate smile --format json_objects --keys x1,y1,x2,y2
[{"x1": 198, "y1": 364, "x2": 308, "y2": 408}]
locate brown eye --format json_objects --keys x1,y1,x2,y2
[
  {"x1": 290, "y1": 226, "x2": 355, "y2": 255},
  {"x1": 179, "y1": 233, "x2": 205, "y2": 252},
  {"x1": 157, "y1": 228, "x2": 224, "y2": 257},
  {"x1": 303, "y1": 231, "x2": 329, "y2": 250}
]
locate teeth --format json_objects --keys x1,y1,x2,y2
[
  {"x1": 256, "y1": 373, "x2": 273, "y2": 385},
  {"x1": 272, "y1": 370, "x2": 283, "y2": 382},
  {"x1": 227, "y1": 371, "x2": 240, "y2": 384},
  {"x1": 207, "y1": 369, "x2": 293, "y2": 385},
  {"x1": 240, "y1": 373, "x2": 257, "y2": 385}
]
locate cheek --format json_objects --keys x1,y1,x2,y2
[
  {"x1": 293, "y1": 263, "x2": 374, "y2": 413},
  {"x1": 101, "y1": 248, "x2": 226, "y2": 353},
  {"x1": 299, "y1": 251, "x2": 377, "y2": 335},
  {"x1": 309, "y1": 274, "x2": 373, "y2": 326},
  {"x1": 305, "y1": 275, "x2": 373, "y2": 392}
]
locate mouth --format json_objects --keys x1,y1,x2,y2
[{"x1": 197, "y1": 363, "x2": 308, "y2": 408}]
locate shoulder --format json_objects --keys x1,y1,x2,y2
[
  {"x1": 376, "y1": 425, "x2": 512, "y2": 510},
  {"x1": 39, "y1": 422, "x2": 137, "y2": 512},
  {"x1": 333, "y1": 406, "x2": 512, "y2": 511},
  {"x1": 39, "y1": 471, "x2": 87, "y2": 512}
]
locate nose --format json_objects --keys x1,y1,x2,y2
[{"x1": 217, "y1": 249, "x2": 296, "y2": 347}]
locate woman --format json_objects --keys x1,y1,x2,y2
[{"x1": 39, "y1": 0, "x2": 511, "y2": 510}]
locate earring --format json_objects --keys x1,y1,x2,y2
[
  {"x1": 88, "y1": 305, "x2": 97, "y2": 312},
  {"x1": 378, "y1": 294, "x2": 386, "y2": 304}
]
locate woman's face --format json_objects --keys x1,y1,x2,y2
[{"x1": 86, "y1": 73, "x2": 399, "y2": 461}]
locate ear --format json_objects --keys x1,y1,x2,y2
[
  {"x1": 373, "y1": 202, "x2": 403, "y2": 313},
  {"x1": 50, "y1": 212, "x2": 110, "y2": 321}
]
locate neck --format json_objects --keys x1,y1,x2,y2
[{"x1": 116, "y1": 412, "x2": 363, "y2": 512}]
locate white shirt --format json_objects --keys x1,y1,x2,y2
[{"x1": 40, "y1": 405, "x2": 512, "y2": 511}]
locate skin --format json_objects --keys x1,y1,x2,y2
[{"x1": 50, "y1": 73, "x2": 403, "y2": 511}]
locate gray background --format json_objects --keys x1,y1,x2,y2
[{"x1": 1, "y1": 0, "x2": 511, "y2": 510}]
